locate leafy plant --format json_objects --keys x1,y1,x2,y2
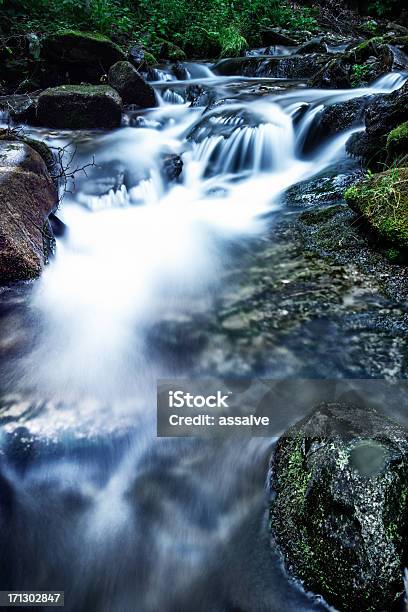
[{"x1": 350, "y1": 63, "x2": 372, "y2": 87}]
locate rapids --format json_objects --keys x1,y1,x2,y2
[{"x1": 0, "y1": 61, "x2": 407, "y2": 612}]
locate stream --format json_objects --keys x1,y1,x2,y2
[{"x1": 0, "y1": 62, "x2": 407, "y2": 611}]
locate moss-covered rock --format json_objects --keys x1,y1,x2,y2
[
  {"x1": 37, "y1": 84, "x2": 122, "y2": 129},
  {"x1": 107, "y1": 61, "x2": 156, "y2": 107},
  {"x1": 156, "y1": 39, "x2": 186, "y2": 61},
  {"x1": 41, "y1": 30, "x2": 126, "y2": 83},
  {"x1": 345, "y1": 167, "x2": 408, "y2": 250},
  {"x1": 387, "y1": 121, "x2": 408, "y2": 160},
  {"x1": 270, "y1": 401, "x2": 408, "y2": 612}
]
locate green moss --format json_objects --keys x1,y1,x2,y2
[
  {"x1": 345, "y1": 167, "x2": 408, "y2": 250},
  {"x1": 54, "y1": 29, "x2": 114, "y2": 43},
  {"x1": 387, "y1": 122, "x2": 408, "y2": 159},
  {"x1": 142, "y1": 52, "x2": 157, "y2": 66}
]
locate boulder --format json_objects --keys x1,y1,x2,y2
[
  {"x1": 171, "y1": 61, "x2": 190, "y2": 81},
  {"x1": 156, "y1": 39, "x2": 186, "y2": 61},
  {"x1": 270, "y1": 401, "x2": 408, "y2": 612},
  {"x1": 214, "y1": 54, "x2": 328, "y2": 79},
  {"x1": 36, "y1": 85, "x2": 122, "y2": 129},
  {"x1": 41, "y1": 30, "x2": 125, "y2": 83},
  {"x1": 346, "y1": 80, "x2": 408, "y2": 166},
  {"x1": 107, "y1": 61, "x2": 156, "y2": 107},
  {"x1": 261, "y1": 29, "x2": 297, "y2": 47},
  {"x1": 0, "y1": 141, "x2": 58, "y2": 282},
  {"x1": 295, "y1": 38, "x2": 328, "y2": 55},
  {"x1": 345, "y1": 167, "x2": 408, "y2": 249}
]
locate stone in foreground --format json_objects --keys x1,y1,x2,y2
[
  {"x1": 0, "y1": 141, "x2": 58, "y2": 281},
  {"x1": 108, "y1": 61, "x2": 157, "y2": 107},
  {"x1": 37, "y1": 85, "x2": 122, "y2": 129},
  {"x1": 270, "y1": 401, "x2": 408, "y2": 612}
]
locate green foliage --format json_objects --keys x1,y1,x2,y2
[
  {"x1": 367, "y1": 0, "x2": 400, "y2": 17},
  {"x1": 0, "y1": 0, "x2": 317, "y2": 58},
  {"x1": 350, "y1": 63, "x2": 372, "y2": 87}
]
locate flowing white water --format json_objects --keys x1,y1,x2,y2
[{"x1": 1, "y1": 64, "x2": 407, "y2": 612}]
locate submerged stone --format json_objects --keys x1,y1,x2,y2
[{"x1": 270, "y1": 401, "x2": 408, "y2": 612}]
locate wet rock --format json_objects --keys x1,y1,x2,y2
[
  {"x1": 160, "y1": 153, "x2": 183, "y2": 182},
  {"x1": 37, "y1": 85, "x2": 122, "y2": 129},
  {"x1": 300, "y1": 95, "x2": 374, "y2": 153},
  {"x1": 0, "y1": 95, "x2": 38, "y2": 125},
  {"x1": 49, "y1": 213, "x2": 66, "y2": 238},
  {"x1": 270, "y1": 401, "x2": 408, "y2": 612},
  {"x1": 41, "y1": 30, "x2": 125, "y2": 84},
  {"x1": 128, "y1": 44, "x2": 145, "y2": 66},
  {"x1": 0, "y1": 141, "x2": 58, "y2": 282},
  {"x1": 171, "y1": 61, "x2": 190, "y2": 81},
  {"x1": 346, "y1": 80, "x2": 408, "y2": 167},
  {"x1": 261, "y1": 29, "x2": 297, "y2": 47},
  {"x1": 311, "y1": 36, "x2": 407, "y2": 89},
  {"x1": 345, "y1": 167, "x2": 408, "y2": 250},
  {"x1": 214, "y1": 55, "x2": 327, "y2": 79},
  {"x1": 108, "y1": 61, "x2": 157, "y2": 107},
  {"x1": 295, "y1": 38, "x2": 328, "y2": 55}
]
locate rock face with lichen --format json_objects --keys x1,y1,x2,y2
[
  {"x1": 0, "y1": 141, "x2": 58, "y2": 282},
  {"x1": 37, "y1": 85, "x2": 122, "y2": 129},
  {"x1": 270, "y1": 401, "x2": 408, "y2": 612}
]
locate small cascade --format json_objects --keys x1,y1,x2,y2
[
  {"x1": 192, "y1": 106, "x2": 295, "y2": 177},
  {"x1": 0, "y1": 109, "x2": 10, "y2": 126},
  {"x1": 77, "y1": 185, "x2": 130, "y2": 211},
  {"x1": 162, "y1": 89, "x2": 186, "y2": 105}
]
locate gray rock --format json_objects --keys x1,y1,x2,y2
[
  {"x1": 108, "y1": 61, "x2": 157, "y2": 107},
  {"x1": 270, "y1": 401, "x2": 408, "y2": 612},
  {"x1": 214, "y1": 54, "x2": 328, "y2": 79},
  {"x1": 261, "y1": 29, "x2": 297, "y2": 47},
  {"x1": 37, "y1": 85, "x2": 122, "y2": 129},
  {"x1": 296, "y1": 38, "x2": 328, "y2": 55},
  {"x1": 0, "y1": 141, "x2": 58, "y2": 281}
]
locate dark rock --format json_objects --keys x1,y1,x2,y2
[
  {"x1": 0, "y1": 141, "x2": 58, "y2": 281},
  {"x1": 41, "y1": 30, "x2": 125, "y2": 84},
  {"x1": 171, "y1": 61, "x2": 190, "y2": 81},
  {"x1": 160, "y1": 153, "x2": 183, "y2": 182},
  {"x1": 156, "y1": 39, "x2": 186, "y2": 61},
  {"x1": 261, "y1": 29, "x2": 297, "y2": 47},
  {"x1": 128, "y1": 44, "x2": 145, "y2": 66},
  {"x1": 299, "y1": 95, "x2": 375, "y2": 154},
  {"x1": 270, "y1": 401, "x2": 408, "y2": 612},
  {"x1": 295, "y1": 38, "x2": 328, "y2": 55},
  {"x1": 0, "y1": 95, "x2": 39, "y2": 125},
  {"x1": 214, "y1": 55, "x2": 328, "y2": 79},
  {"x1": 108, "y1": 61, "x2": 156, "y2": 107},
  {"x1": 311, "y1": 36, "x2": 406, "y2": 89},
  {"x1": 37, "y1": 85, "x2": 122, "y2": 129},
  {"x1": 49, "y1": 213, "x2": 66, "y2": 238},
  {"x1": 346, "y1": 80, "x2": 408, "y2": 167}
]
